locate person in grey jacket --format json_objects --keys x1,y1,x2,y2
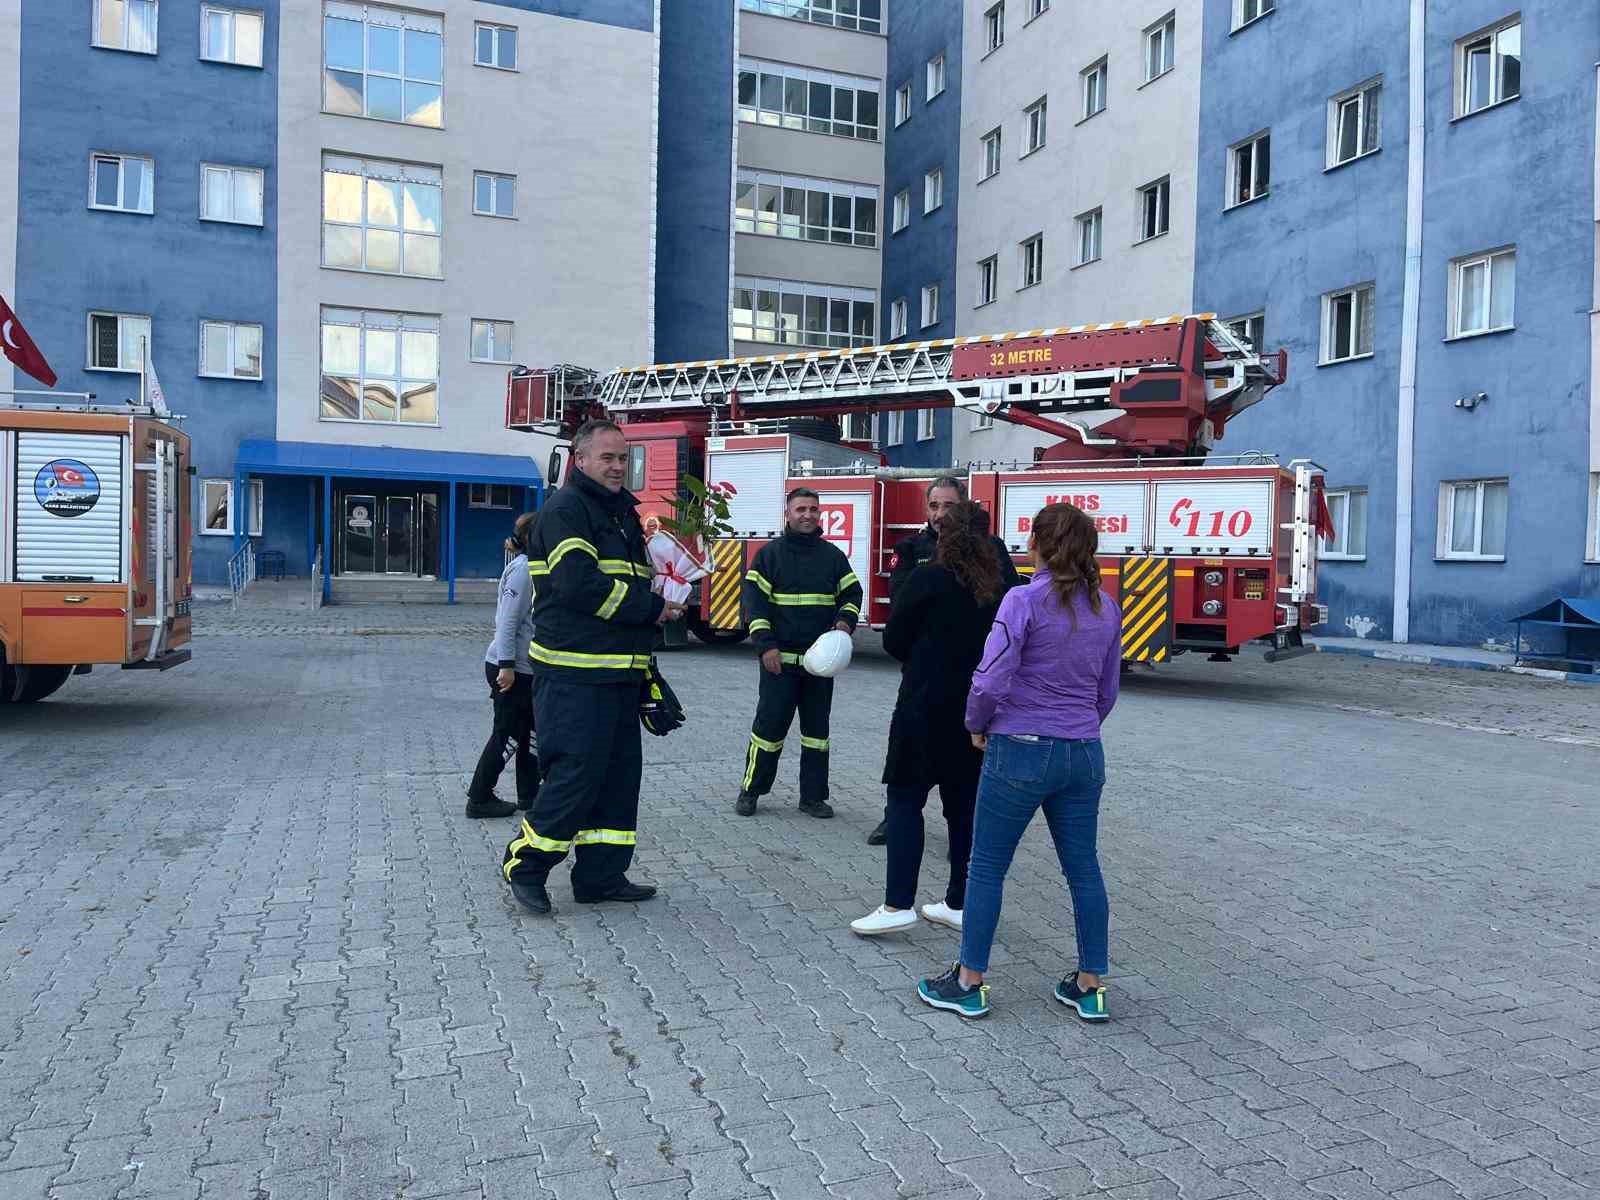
[{"x1": 467, "y1": 512, "x2": 540, "y2": 818}]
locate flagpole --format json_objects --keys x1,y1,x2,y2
[{"x1": 140, "y1": 335, "x2": 148, "y2": 409}]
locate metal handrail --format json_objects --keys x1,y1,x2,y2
[{"x1": 226, "y1": 541, "x2": 256, "y2": 611}]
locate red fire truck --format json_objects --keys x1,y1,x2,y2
[{"x1": 507, "y1": 314, "x2": 1328, "y2": 664}]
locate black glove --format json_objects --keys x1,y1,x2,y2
[{"x1": 638, "y1": 656, "x2": 685, "y2": 737}]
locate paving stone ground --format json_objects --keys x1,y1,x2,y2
[{"x1": 2, "y1": 601, "x2": 1597, "y2": 1200}]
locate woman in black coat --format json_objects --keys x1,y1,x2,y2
[{"x1": 851, "y1": 501, "x2": 1010, "y2": 936}]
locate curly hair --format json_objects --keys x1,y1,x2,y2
[
  {"x1": 933, "y1": 500, "x2": 1005, "y2": 605},
  {"x1": 1031, "y1": 502, "x2": 1103, "y2": 623}
]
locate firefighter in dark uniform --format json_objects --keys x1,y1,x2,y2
[
  {"x1": 502, "y1": 419, "x2": 684, "y2": 914},
  {"x1": 866, "y1": 475, "x2": 1021, "y2": 845},
  {"x1": 735, "y1": 487, "x2": 863, "y2": 819}
]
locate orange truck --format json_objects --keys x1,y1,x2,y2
[{"x1": 1, "y1": 400, "x2": 192, "y2": 703}]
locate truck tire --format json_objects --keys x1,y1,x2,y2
[
  {"x1": 687, "y1": 615, "x2": 749, "y2": 646},
  {"x1": 11, "y1": 665, "x2": 73, "y2": 704}
]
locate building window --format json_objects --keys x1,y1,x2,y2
[
  {"x1": 1321, "y1": 488, "x2": 1367, "y2": 560},
  {"x1": 201, "y1": 6, "x2": 263, "y2": 66},
  {"x1": 977, "y1": 256, "x2": 997, "y2": 306},
  {"x1": 892, "y1": 189, "x2": 910, "y2": 232},
  {"x1": 1328, "y1": 78, "x2": 1382, "y2": 167},
  {"x1": 470, "y1": 319, "x2": 513, "y2": 364},
  {"x1": 890, "y1": 298, "x2": 908, "y2": 338},
  {"x1": 321, "y1": 154, "x2": 442, "y2": 277},
  {"x1": 980, "y1": 128, "x2": 1002, "y2": 181},
  {"x1": 1449, "y1": 247, "x2": 1515, "y2": 338},
  {"x1": 1321, "y1": 284, "x2": 1376, "y2": 363},
  {"x1": 924, "y1": 167, "x2": 943, "y2": 214},
  {"x1": 1074, "y1": 208, "x2": 1102, "y2": 267},
  {"x1": 894, "y1": 81, "x2": 912, "y2": 126},
  {"x1": 474, "y1": 22, "x2": 517, "y2": 70},
  {"x1": 1438, "y1": 479, "x2": 1508, "y2": 561},
  {"x1": 1081, "y1": 58, "x2": 1107, "y2": 120},
  {"x1": 985, "y1": 3, "x2": 1004, "y2": 53},
  {"x1": 94, "y1": 0, "x2": 158, "y2": 53},
  {"x1": 1143, "y1": 12, "x2": 1175, "y2": 83},
  {"x1": 322, "y1": 3, "x2": 444, "y2": 129},
  {"x1": 917, "y1": 408, "x2": 936, "y2": 441},
  {"x1": 973, "y1": 409, "x2": 994, "y2": 431},
  {"x1": 736, "y1": 171, "x2": 878, "y2": 247},
  {"x1": 1232, "y1": 0, "x2": 1274, "y2": 32},
  {"x1": 736, "y1": 0, "x2": 882, "y2": 35},
  {"x1": 1591, "y1": 474, "x2": 1600, "y2": 561},
  {"x1": 319, "y1": 307, "x2": 440, "y2": 424},
  {"x1": 920, "y1": 284, "x2": 939, "y2": 328},
  {"x1": 1458, "y1": 17, "x2": 1520, "y2": 117},
  {"x1": 473, "y1": 171, "x2": 516, "y2": 218},
  {"x1": 200, "y1": 163, "x2": 264, "y2": 225},
  {"x1": 87, "y1": 312, "x2": 150, "y2": 373},
  {"x1": 201, "y1": 479, "x2": 233, "y2": 535},
  {"x1": 732, "y1": 278, "x2": 876, "y2": 349},
  {"x1": 1225, "y1": 311, "x2": 1264, "y2": 351},
  {"x1": 1024, "y1": 97, "x2": 1048, "y2": 155},
  {"x1": 1020, "y1": 234, "x2": 1043, "y2": 288},
  {"x1": 737, "y1": 58, "x2": 880, "y2": 141},
  {"x1": 89, "y1": 153, "x2": 153, "y2": 215},
  {"x1": 886, "y1": 410, "x2": 904, "y2": 446},
  {"x1": 1227, "y1": 131, "x2": 1270, "y2": 208},
  {"x1": 469, "y1": 483, "x2": 515, "y2": 509},
  {"x1": 1137, "y1": 177, "x2": 1170, "y2": 242},
  {"x1": 926, "y1": 53, "x2": 946, "y2": 100},
  {"x1": 199, "y1": 320, "x2": 263, "y2": 379},
  {"x1": 1028, "y1": 0, "x2": 1049, "y2": 18}
]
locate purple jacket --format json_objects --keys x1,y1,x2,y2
[{"x1": 965, "y1": 570, "x2": 1123, "y2": 741}]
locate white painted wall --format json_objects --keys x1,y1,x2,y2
[
  {"x1": 275, "y1": 1, "x2": 657, "y2": 457},
  {"x1": 953, "y1": 0, "x2": 1200, "y2": 465},
  {"x1": 0, "y1": 2, "x2": 20, "y2": 396}
]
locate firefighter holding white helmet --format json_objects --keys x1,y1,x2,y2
[{"x1": 736, "y1": 487, "x2": 862, "y2": 818}]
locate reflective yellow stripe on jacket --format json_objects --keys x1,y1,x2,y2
[
  {"x1": 596, "y1": 579, "x2": 629, "y2": 620},
  {"x1": 530, "y1": 642, "x2": 650, "y2": 670},
  {"x1": 548, "y1": 537, "x2": 599, "y2": 568}
]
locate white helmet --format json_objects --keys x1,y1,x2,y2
[{"x1": 802, "y1": 629, "x2": 853, "y2": 678}]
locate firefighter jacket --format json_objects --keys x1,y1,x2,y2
[
  {"x1": 528, "y1": 469, "x2": 664, "y2": 684},
  {"x1": 888, "y1": 524, "x2": 1022, "y2": 606},
  {"x1": 743, "y1": 526, "x2": 862, "y2": 662}
]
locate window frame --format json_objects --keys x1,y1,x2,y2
[
  {"x1": 890, "y1": 298, "x2": 908, "y2": 339},
  {"x1": 891, "y1": 189, "x2": 911, "y2": 233},
  {"x1": 984, "y1": 2, "x2": 1005, "y2": 55},
  {"x1": 894, "y1": 81, "x2": 912, "y2": 126},
  {"x1": 200, "y1": 5, "x2": 264, "y2": 67},
  {"x1": 321, "y1": 3, "x2": 445, "y2": 130},
  {"x1": 1455, "y1": 16, "x2": 1521, "y2": 119},
  {"x1": 320, "y1": 153, "x2": 444, "y2": 278},
  {"x1": 1588, "y1": 473, "x2": 1600, "y2": 563},
  {"x1": 916, "y1": 408, "x2": 936, "y2": 442},
  {"x1": 1080, "y1": 58, "x2": 1107, "y2": 121},
  {"x1": 472, "y1": 170, "x2": 517, "y2": 219},
  {"x1": 1224, "y1": 310, "x2": 1265, "y2": 352},
  {"x1": 198, "y1": 319, "x2": 264, "y2": 380},
  {"x1": 980, "y1": 128, "x2": 1002, "y2": 182},
  {"x1": 735, "y1": 169, "x2": 879, "y2": 247},
  {"x1": 923, "y1": 167, "x2": 944, "y2": 214},
  {"x1": 735, "y1": 0, "x2": 882, "y2": 35},
  {"x1": 469, "y1": 318, "x2": 514, "y2": 365},
  {"x1": 1136, "y1": 177, "x2": 1171, "y2": 243},
  {"x1": 732, "y1": 277, "x2": 877, "y2": 350},
  {"x1": 1327, "y1": 77, "x2": 1383, "y2": 169},
  {"x1": 86, "y1": 311, "x2": 151, "y2": 374},
  {"x1": 1020, "y1": 233, "x2": 1044, "y2": 289},
  {"x1": 977, "y1": 255, "x2": 998, "y2": 307},
  {"x1": 1437, "y1": 478, "x2": 1509, "y2": 562},
  {"x1": 885, "y1": 409, "x2": 905, "y2": 447},
  {"x1": 1142, "y1": 12, "x2": 1176, "y2": 84},
  {"x1": 1320, "y1": 487, "x2": 1368, "y2": 561},
  {"x1": 88, "y1": 152, "x2": 154, "y2": 215},
  {"x1": 199, "y1": 162, "x2": 265, "y2": 226},
  {"x1": 1074, "y1": 207, "x2": 1103, "y2": 268},
  {"x1": 200, "y1": 478, "x2": 233, "y2": 536},
  {"x1": 1027, "y1": 0, "x2": 1049, "y2": 20},
  {"x1": 1320, "y1": 283, "x2": 1377, "y2": 365},
  {"x1": 926, "y1": 53, "x2": 946, "y2": 101},
  {"x1": 736, "y1": 58, "x2": 881, "y2": 142},
  {"x1": 473, "y1": 21, "x2": 518, "y2": 71},
  {"x1": 469, "y1": 483, "x2": 516, "y2": 510},
  {"x1": 1226, "y1": 130, "x2": 1271, "y2": 209},
  {"x1": 318, "y1": 306, "x2": 442, "y2": 426},
  {"x1": 94, "y1": 0, "x2": 159, "y2": 54},
  {"x1": 1023, "y1": 96, "x2": 1048, "y2": 156},
  {"x1": 920, "y1": 284, "x2": 940, "y2": 329},
  {"x1": 1231, "y1": 0, "x2": 1275, "y2": 33},
  {"x1": 1447, "y1": 246, "x2": 1516, "y2": 339}
]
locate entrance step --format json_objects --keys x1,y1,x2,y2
[
  {"x1": 328, "y1": 577, "x2": 498, "y2": 605},
  {"x1": 239, "y1": 577, "x2": 319, "y2": 610}
]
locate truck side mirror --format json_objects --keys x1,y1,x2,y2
[{"x1": 547, "y1": 445, "x2": 571, "y2": 490}]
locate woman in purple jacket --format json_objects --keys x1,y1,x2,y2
[{"x1": 917, "y1": 503, "x2": 1123, "y2": 1021}]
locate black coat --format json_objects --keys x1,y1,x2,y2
[
  {"x1": 889, "y1": 524, "x2": 1022, "y2": 605},
  {"x1": 880, "y1": 563, "x2": 1002, "y2": 787}
]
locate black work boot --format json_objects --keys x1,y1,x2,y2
[
  {"x1": 736, "y1": 793, "x2": 757, "y2": 816},
  {"x1": 866, "y1": 819, "x2": 887, "y2": 845},
  {"x1": 509, "y1": 879, "x2": 552, "y2": 914},
  {"x1": 466, "y1": 794, "x2": 517, "y2": 819},
  {"x1": 798, "y1": 797, "x2": 835, "y2": 819},
  {"x1": 575, "y1": 878, "x2": 658, "y2": 904}
]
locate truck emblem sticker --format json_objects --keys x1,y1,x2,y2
[{"x1": 34, "y1": 458, "x2": 101, "y2": 518}]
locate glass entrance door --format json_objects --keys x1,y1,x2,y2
[
  {"x1": 342, "y1": 494, "x2": 378, "y2": 573},
  {"x1": 384, "y1": 496, "x2": 415, "y2": 575}
]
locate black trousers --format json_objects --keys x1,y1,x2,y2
[
  {"x1": 885, "y1": 778, "x2": 976, "y2": 910},
  {"x1": 503, "y1": 676, "x2": 641, "y2": 896},
  {"x1": 741, "y1": 666, "x2": 833, "y2": 804},
  {"x1": 468, "y1": 663, "x2": 539, "y2": 806}
]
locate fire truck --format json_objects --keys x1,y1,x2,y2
[
  {"x1": 506, "y1": 314, "x2": 1328, "y2": 664},
  {"x1": 0, "y1": 396, "x2": 191, "y2": 703}
]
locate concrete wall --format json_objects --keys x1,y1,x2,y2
[
  {"x1": 953, "y1": 0, "x2": 1200, "y2": 468},
  {"x1": 879, "y1": 0, "x2": 962, "y2": 468},
  {"x1": 14, "y1": 1, "x2": 280, "y2": 586},
  {"x1": 1196, "y1": 0, "x2": 1600, "y2": 647},
  {"x1": 274, "y1": 2, "x2": 657, "y2": 459}
]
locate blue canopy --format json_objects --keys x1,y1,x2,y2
[
  {"x1": 1512, "y1": 597, "x2": 1600, "y2": 627},
  {"x1": 235, "y1": 438, "x2": 541, "y2": 485}
]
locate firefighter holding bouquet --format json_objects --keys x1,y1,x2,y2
[{"x1": 735, "y1": 487, "x2": 862, "y2": 819}]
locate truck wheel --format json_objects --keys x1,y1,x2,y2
[
  {"x1": 11, "y1": 665, "x2": 73, "y2": 703},
  {"x1": 687, "y1": 616, "x2": 749, "y2": 646}
]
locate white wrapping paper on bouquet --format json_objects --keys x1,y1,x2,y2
[{"x1": 646, "y1": 531, "x2": 712, "y2": 605}]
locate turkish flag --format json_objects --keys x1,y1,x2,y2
[
  {"x1": 52, "y1": 464, "x2": 86, "y2": 486},
  {"x1": 0, "y1": 293, "x2": 58, "y2": 387}
]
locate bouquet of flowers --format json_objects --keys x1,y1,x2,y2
[{"x1": 646, "y1": 476, "x2": 737, "y2": 604}]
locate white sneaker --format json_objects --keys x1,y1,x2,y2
[
  {"x1": 850, "y1": 906, "x2": 918, "y2": 936},
  {"x1": 919, "y1": 901, "x2": 963, "y2": 931}
]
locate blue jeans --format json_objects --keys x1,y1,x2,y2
[{"x1": 958, "y1": 735, "x2": 1109, "y2": 976}]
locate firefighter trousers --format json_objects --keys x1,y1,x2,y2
[
  {"x1": 741, "y1": 665, "x2": 834, "y2": 804},
  {"x1": 503, "y1": 676, "x2": 641, "y2": 897}
]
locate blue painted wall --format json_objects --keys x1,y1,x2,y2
[
  {"x1": 1195, "y1": 0, "x2": 1599, "y2": 646},
  {"x1": 15, "y1": 1, "x2": 280, "y2": 588},
  {"x1": 880, "y1": 0, "x2": 961, "y2": 467},
  {"x1": 655, "y1": 0, "x2": 734, "y2": 362},
  {"x1": 484, "y1": 0, "x2": 653, "y2": 32}
]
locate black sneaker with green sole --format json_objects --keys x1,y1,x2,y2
[{"x1": 917, "y1": 964, "x2": 990, "y2": 1019}]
